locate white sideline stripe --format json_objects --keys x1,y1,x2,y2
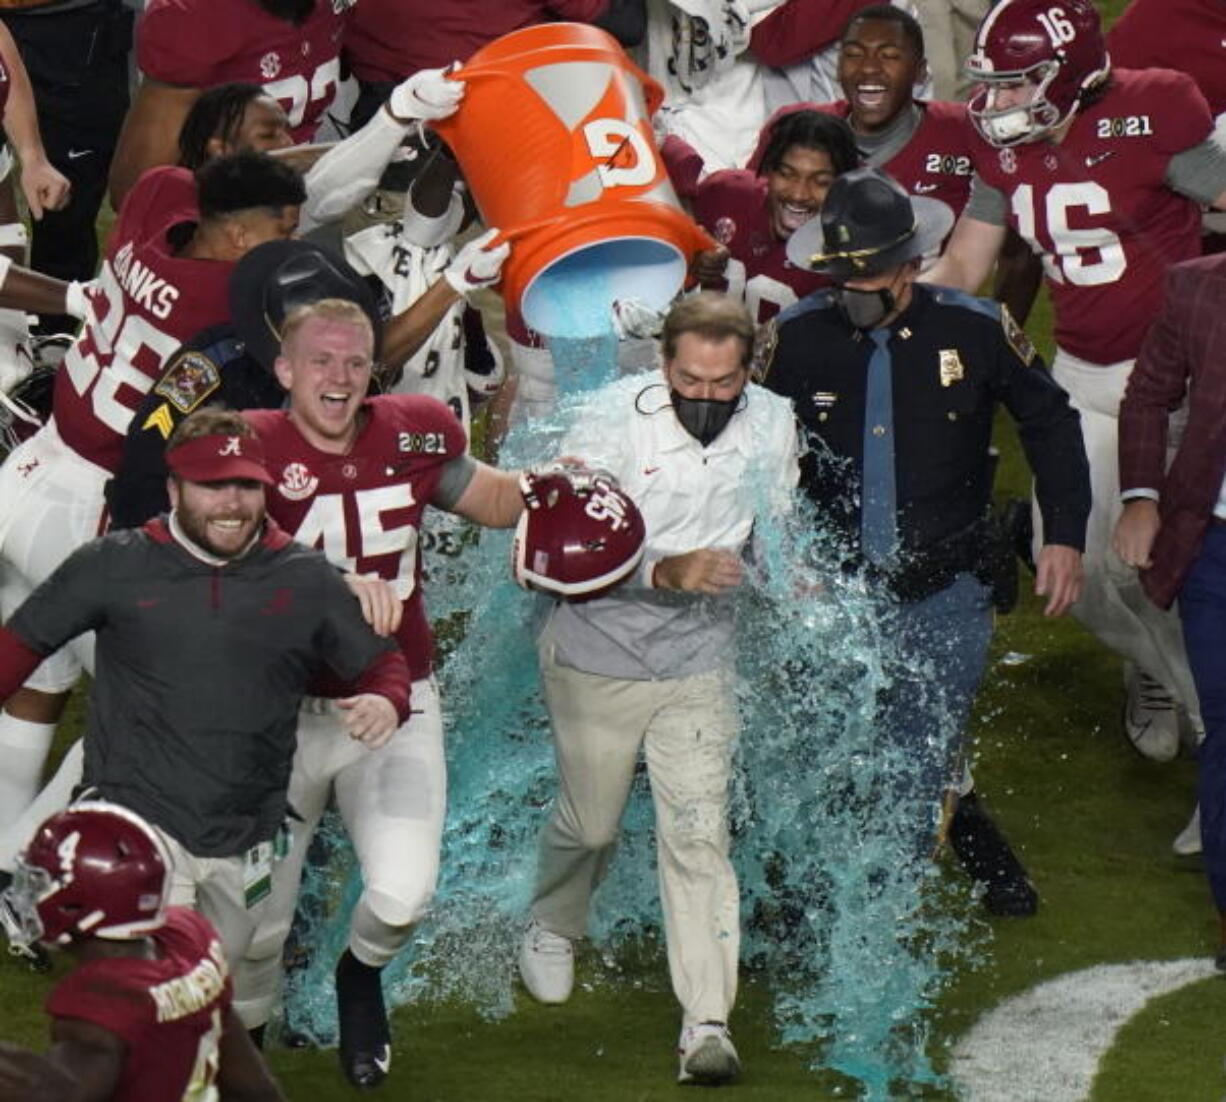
[{"x1": 950, "y1": 958, "x2": 1218, "y2": 1101}]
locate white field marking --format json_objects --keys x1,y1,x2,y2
[{"x1": 950, "y1": 958, "x2": 1218, "y2": 1101}]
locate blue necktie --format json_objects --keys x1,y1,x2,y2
[{"x1": 860, "y1": 328, "x2": 897, "y2": 565}]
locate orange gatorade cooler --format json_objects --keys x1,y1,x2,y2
[{"x1": 431, "y1": 23, "x2": 713, "y2": 338}]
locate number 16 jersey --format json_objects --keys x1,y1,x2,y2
[{"x1": 969, "y1": 67, "x2": 1212, "y2": 366}]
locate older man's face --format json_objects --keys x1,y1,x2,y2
[{"x1": 663, "y1": 332, "x2": 749, "y2": 402}]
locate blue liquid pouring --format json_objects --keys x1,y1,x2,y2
[{"x1": 285, "y1": 267, "x2": 984, "y2": 1098}]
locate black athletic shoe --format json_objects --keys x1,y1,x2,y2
[
  {"x1": 949, "y1": 793, "x2": 1039, "y2": 918},
  {"x1": 280, "y1": 1027, "x2": 316, "y2": 1049},
  {"x1": 336, "y1": 950, "x2": 391, "y2": 1089}
]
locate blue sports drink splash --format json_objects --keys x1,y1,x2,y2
[{"x1": 287, "y1": 268, "x2": 981, "y2": 1098}]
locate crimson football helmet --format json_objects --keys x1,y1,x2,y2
[
  {"x1": 966, "y1": 0, "x2": 1109, "y2": 147},
  {"x1": 513, "y1": 465, "x2": 646, "y2": 601},
  {"x1": 0, "y1": 801, "x2": 171, "y2": 949}
]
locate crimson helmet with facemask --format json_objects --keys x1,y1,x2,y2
[
  {"x1": 965, "y1": 0, "x2": 1109, "y2": 147},
  {"x1": 1, "y1": 801, "x2": 171, "y2": 949}
]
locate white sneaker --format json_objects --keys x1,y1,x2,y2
[
  {"x1": 677, "y1": 1022, "x2": 740, "y2": 1085},
  {"x1": 1123, "y1": 664, "x2": 1180, "y2": 763},
  {"x1": 517, "y1": 919, "x2": 574, "y2": 1004},
  {"x1": 1173, "y1": 804, "x2": 1202, "y2": 856}
]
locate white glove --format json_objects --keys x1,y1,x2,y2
[
  {"x1": 669, "y1": 12, "x2": 714, "y2": 93},
  {"x1": 65, "y1": 280, "x2": 91, "y2": 321},
  {"x1": 668, "y1": 1, "x2": 750, "y2": 93},
  {"x1": 387, "y1": 64, "x2": 465, "y2": 122},
  {"x1": 443, "y1": 228, "x2": 510, "y2": 295},
  {"x1": 612, "y1": 297, "x2": 666, "y2": 340}
]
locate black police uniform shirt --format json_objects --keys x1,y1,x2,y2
[
  {"x1": 764, "y1": 284, "x2": 1089, "y2": 562},
  {"x1": 105, "y1": 323, "x2": 284, "y2": 529}
]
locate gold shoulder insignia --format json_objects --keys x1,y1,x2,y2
[
  {"x1": 142, "y1": 402, "x2": 176, "y2": 440},
  {"x1": 1001, "y1": 304, "x2": 1036, "y2": 365},
  {"x1": 753, "y1": 319, "x2": 779, "y2": 383},
  {"x1": 152, "y1": 350, "x2": 221, "y2": 413}
]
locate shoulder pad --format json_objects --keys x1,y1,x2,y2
[{"x1": 152, "y1": 348, "x2": 222, "y2": 414}]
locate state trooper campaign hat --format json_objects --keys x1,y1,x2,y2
[
  {"x1": 229, "y1": 239, "x2": 381, "y2": 372},
  {"x1": 786, "y1": 166, "x2": 955, "y2": 281}
]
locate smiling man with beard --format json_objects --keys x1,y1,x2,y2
[{"x1": 0, "y1": 408, "x2": 411, "y2": 984}]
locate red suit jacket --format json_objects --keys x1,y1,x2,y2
[{"x1": 1120, "y1": 254, "x2": 1226, "y2": 609}]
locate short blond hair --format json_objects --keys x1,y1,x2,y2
[{"x1": 280, "y1": 297, "x2": 374, "y2": 353}]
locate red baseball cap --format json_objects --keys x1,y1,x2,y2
[{"x1": 165, "y1": 433, "x2": 274, "y2": 485}]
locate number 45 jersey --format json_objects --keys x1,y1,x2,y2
[
  {"x1": 56, "y1": 167, "x2": 235, "y2": 473},
  {"x1": 969, "y1": 67, "x2": 1212, "y2": 366},
  {"x1": 244, "y1": 394, "x2": 468, "y2": 682}
]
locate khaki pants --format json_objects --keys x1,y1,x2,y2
[
  {"x1": 532, "y1": 645, "x2": 740, "y2": 1027},
  {"x1": 151, "y1": 825, "x2": 280, "y2": 979}
]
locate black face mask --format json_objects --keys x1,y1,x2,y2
[
  {"x1": 835, "y1": 285, "x2": 896, "y2": 331},
  {"x1": 670, "y1": 389, "x2": 740, "y2": 447}
]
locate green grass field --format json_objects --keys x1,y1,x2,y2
[{"x1": 12, "y1": 2, "x2": 1224, "y2": 1099}]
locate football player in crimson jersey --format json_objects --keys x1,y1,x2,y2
[
  {"x1": 107, "y1": 0, "x2": 351, "y2": 208},
  {"x1": 749, "y1": 8, "x2": 974, "y2": 222},
  {"x1": 177, "y1": 83, "x2": 295, "y2": 172},
  {"x1": 1105, "y1": 0, "x2": 1226, "y2": 257},
  {"x1": 0, "y1": 802, "x2": 284, "y2": 1102},
  {"x1": 232, "y1": 298, "x2": 526, "y2": 1090},
  {"x1": 1107, "y1": 0, "x2": 1226, "y2": 120},
  {"x1": 924, "y1": 0, "x2": 1226, "y2": 768},
  {"x1": 746, "y1": 5, "x2": 1041, "y2": 318},
  {"x1": 0, "y1": 152, "x2": 304, "y2": 869},
  {"x1": 681, "y1": 111, "x2": 859, "y2": 333}
]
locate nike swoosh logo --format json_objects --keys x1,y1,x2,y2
[
  {"x1": 373, "y1": 1046, "x2": 391, "y2": 1074},
  {"x1": 913, "y1": 182, "x2": 939, "y2": 193},
  {"x1": 1084, "y1": 151, "x2": 1115, "y2": 168},
  {"x1": 66, "y1": 149, "x2": 93, "y2": 160},
  {"x1": 643, "y1": 466, "x2": 660, "y2": 475}
]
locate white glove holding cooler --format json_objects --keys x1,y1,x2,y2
[
  {"x1": 611, "y1": 297, "x2": 666, "y2": 340},
  {"x1": 443, "y1": 228, "x2": 511, "y2": 295},
  {"x1": 387, "y1": 64, "x2": 465, "y2": 122}
]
